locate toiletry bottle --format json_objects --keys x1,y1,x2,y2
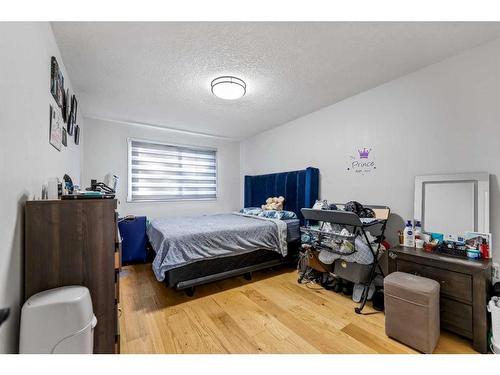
[
  {"x1": 414, "y1": 220, "x2": 422, "y2": 240},
  {"x1": 479, "y1": 238, "x2": 490, "y2": 259},
  {"x1": 403, "y1": 220, "x2": 415, "y2": 247}
]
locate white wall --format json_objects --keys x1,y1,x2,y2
[
  {"x1": 82, "y1": 117, "x2": 240, "y2": 219},
  {"x1": 241, "y1": 38, "x2": 500, "y2": 263},
  {"x1": 0, "y1": 23, "x2": 84, "y2": 352}
]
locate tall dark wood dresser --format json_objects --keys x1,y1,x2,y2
[
  {"x1": 388, "y1": 246, "x2": 492, "y2": 353},
  {"x1": 25, "y1": 199, "x2": 121, "y2": 354}
]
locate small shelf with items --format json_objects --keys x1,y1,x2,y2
[{"x1": 300, "y1": 226, "x2": 357, "y2": 256}]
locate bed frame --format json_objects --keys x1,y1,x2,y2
[{"x1": 162, "y1": 167, "x2": 319, "y2": 295}]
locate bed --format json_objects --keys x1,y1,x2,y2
[{"x1": 147, "y1": 167, "x2": 319, "y2": 294}]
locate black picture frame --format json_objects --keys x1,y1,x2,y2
[
  {"x1": 62, "y1": 128, "x2": 67, "y2": 147},
  {"x1": 50, "y1": 57, "x2": 59, "y2": 104},
  {"x1": 62, "y1": 88, "x2": 70, "y2": 124},
  {"x1": 74, "y1": 125, "x2": 80, "y2": 145},
  {"x1": 68, "y1": 94, "x2": 78, "y2": 135},
  {"x1": 67, "y1": 100, "x2": 74, "y2": 136},
  {"x1": 67, "y1": 119, "x2": 74, "y2": 136},
  {"x1": 50, "y1": 56, "x2": 64, "y2": 108}
]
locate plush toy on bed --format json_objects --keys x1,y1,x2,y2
[{"x1": 261, "y1": 196, "x2": 285, "y2": 211}]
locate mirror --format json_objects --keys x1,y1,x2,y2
[{"x1": 414, "y1": 173, "x2": 489, "y2": 235}]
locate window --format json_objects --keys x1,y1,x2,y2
[{"x1": 127, "y1": 139, "x2": 217, "y2": 202}]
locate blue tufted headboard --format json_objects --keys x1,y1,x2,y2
[{"x1": 244, "y1": 167, "x2": 319, "y2": 225}]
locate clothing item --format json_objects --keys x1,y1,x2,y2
[
  {"x1": 312, "y1": 199, "x2": 329, "y2": 210},
  {"x1": 239, "y1": 208, "x2": 298, "y2": 220},
  {"x1": 352, "y1": 283, "x2": 376, "y2": 303},
  {"x1": 318, "y1": 231, "x2": 382, "y2": 266}
]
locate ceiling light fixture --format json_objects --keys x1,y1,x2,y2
[{"x1": 211, "y1": 76, "x2": 246, "y2": 100}]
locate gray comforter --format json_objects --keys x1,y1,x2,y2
[{"x1": 148, "y1": 213, "x2": 288, "y2": 282}]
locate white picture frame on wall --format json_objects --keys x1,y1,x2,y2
[{"x1": 49, "y1": 104, "x2": 63, "y2": 151}]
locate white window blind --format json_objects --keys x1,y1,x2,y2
[{"x1": 128, "y1": 139, "x2": 217, "y2": 201}]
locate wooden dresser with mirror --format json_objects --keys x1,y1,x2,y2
[{"x1": 389, "y1": 172, "x2": 493, "y2": 353}]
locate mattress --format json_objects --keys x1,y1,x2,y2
[
  {"x1": 148, "y1": 213, "x2": 293, "y2": 281},
  {"x1": 150, "y1": 217, "x2": 300, "y2": 252}
]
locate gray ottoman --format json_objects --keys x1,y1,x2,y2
[{"x1": 384, "y1": 272, "x2": 440, "y2": 353}]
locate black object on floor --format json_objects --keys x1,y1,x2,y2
[
  {"x1": 372, "y1": 288, "x2": 385, "y2": 311},
  {"x1": 0, "y1": 308, "x2": 9, "y2": 328},
  {"x1": 332, "y1": 278, "x2": 343, "y2": 293},
  {"x1": 185, "y1": 287, "x2": 195, "y2": 297},
  {"x1": 492, "y1": 282, "x2": 500, "y2": 297},
  {"x1": 342, "y1": 281, "x2": 354, "y2": 296},
  {"x1": 323, "y1": 277, "x2": 339, "y2": 291}
]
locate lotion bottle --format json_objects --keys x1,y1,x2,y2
[
  {"x1": 403, "y1": 220, "x2": 415, "y2": 247},
  {"x1": 414, "y1": 220, "x2": 422, "y2": 240}
]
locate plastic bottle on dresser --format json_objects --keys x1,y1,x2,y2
[
  {"x1": 403, "y1": 220, "x2": 415, "y2": 247},
  {"x1": 414, "y1": 220, "x2": 422, "y2": 240}
]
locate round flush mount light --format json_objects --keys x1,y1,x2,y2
[{"x1": 211, "y1": 76, "x2": 246, "y2": 100}]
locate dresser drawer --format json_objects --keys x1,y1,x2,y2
[
  {"x1": 440, "y1": 297, "x2": 473, "y2": 338},
  {"x1": 395, "y1": 259, "x2": 472, "y2": 303}
]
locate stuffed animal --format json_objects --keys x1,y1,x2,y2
[{"x1": 261, "y1": 196, "x2": 285, "y2": 211}]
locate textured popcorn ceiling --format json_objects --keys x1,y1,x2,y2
[{"x1": 52, "y1": 22, "x2": 500, "y2": 139}]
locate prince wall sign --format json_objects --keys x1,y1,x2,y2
[{"x1": 347, "y1": 147, "x2": 376, "y2": 175}]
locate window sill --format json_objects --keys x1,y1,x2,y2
[{"x1": 126, "y1": 197, "x2": 218, "y2": 203}]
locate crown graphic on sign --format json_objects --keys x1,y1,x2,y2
[{"x1": 358, "y1": 148, "x2": 371, "y2": 159}]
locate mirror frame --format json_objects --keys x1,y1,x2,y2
[{"x1": 414, "y1": 172, "x2": 490, "y2": 234}]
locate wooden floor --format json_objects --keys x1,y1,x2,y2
[{"x1": 119, "y1": 264, "x2": 478, "y2": 354}]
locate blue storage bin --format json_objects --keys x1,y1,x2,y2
[{"x1": 118, "y1": 216, "x2": 147, "y2": 264}]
